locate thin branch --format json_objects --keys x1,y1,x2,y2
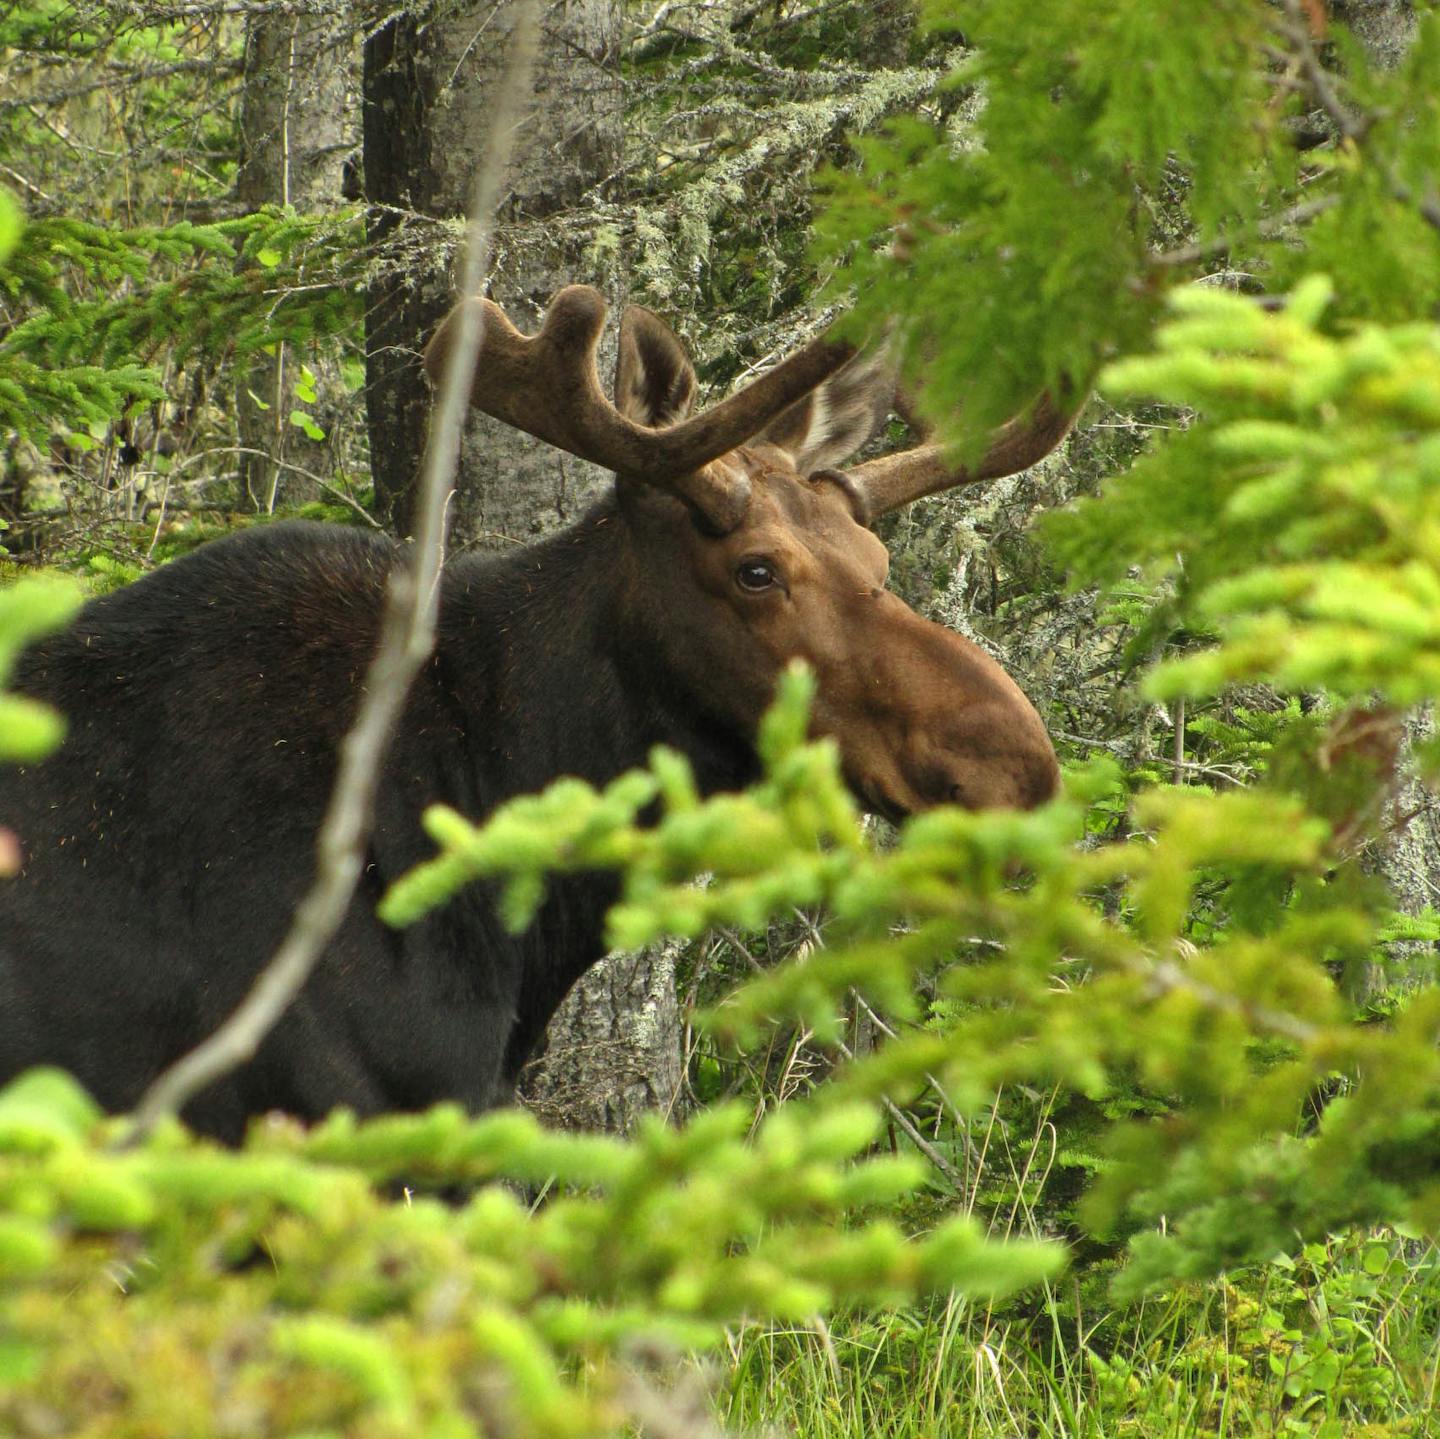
[
  {"x1": 17, "y1": 450, "x2": 382, "y2": 532},
  {"x1": 732, "y1": 0, "x2": 858, "y2": 36},
  {"x1": 1139, "y1": 956, "x2": 1321, "y2": 1047},
  {"x1": 1381, "y1": 171, "x2": 1440, "y2": 238},
  {"x1": 0, "y1": 57, "x2": 244, "y2": 113},
  {"x1": 0, "y1": 163, "x2": 61, "y2": 210},
  {"x1": 119, "y1": 0, "x2": 544, "y2": 1144},
  {"x1": 1149, "y1": 192, "x2": 1340, "y2": 269},
  {"x1": 1054, "y1": 730, "x2": 1248, "y2": 787},
  {"x1": 1274, "y1": 0, "x2": 1369, "y2": 142},
  {"x1": 1272, "y1": 1, "x2": 1440, "y2": 239},
  {"x1": 832, "y1": 1031, "x2": 968, "y2": 1192},
  {"x1": 1172, "y1": 697, "x2": 1186, "y2": 787},
  {"x1": 716, "y1": 924, "x2": 766, "y2": 972},
  {"x1": 849, "y1": 989, "x2": 985, "y2": 1171}
]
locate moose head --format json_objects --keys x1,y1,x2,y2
[{"x1": 426, "y1": 285, "x2": 1074, "y2": 818}]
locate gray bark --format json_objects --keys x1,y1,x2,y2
[
  {"x1": 364, "y1": 0, "x2": 682, "y2": 1136},
  {"x1": 520, "y1": 939, "x2": 686, "y2": 1132},
  {"x1": 447, "y1": 0, "x2": 624, "y2": 549},
  {"x1": 1339, "y1": 0, "x2": 1417, "y2": 66},
  {"x1": 1340, "y1": 0, "x2": 1440, "y2": 987},
  {"x1": 234, "y1": 9, "x2": 353, "y2": 510},
  {"x1": 364, "y1": 0, "x2": 623, "y2": 537}
]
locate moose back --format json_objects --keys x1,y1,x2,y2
[{"x1": 0, "y1": 287, "x2": 1069, "y2": 1139}]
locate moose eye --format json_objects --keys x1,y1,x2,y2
[{"x1": 735, "y1": 559, "x2": 779, "y2": 593}]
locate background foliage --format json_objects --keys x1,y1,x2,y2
[{"x1": 5, "y1": 1, "x2": 1440, "y2": 1435}]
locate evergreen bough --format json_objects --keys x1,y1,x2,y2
[{"x1": 0, "y1": 202, "x2": 366, "y2": 445}]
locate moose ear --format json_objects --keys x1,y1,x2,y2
[
  {"x1": 614, "y1": 306, "x2": 698, "y2": 430},
  {"x1": 756, "y1": 349, "x2": 893, "y2": 473}
]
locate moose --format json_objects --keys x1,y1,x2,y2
[{"x1": 0, "y1": 286, "x2": 1073, "y2": 1140}]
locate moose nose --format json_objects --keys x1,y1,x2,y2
[
  {"x1": 918, "y1": 704, "x2": 1061, "y2": 812},
  {"x1": 941, "y1": 740, "x2": 1059, "y2": 811}
]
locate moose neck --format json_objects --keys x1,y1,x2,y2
[
  {"x1": 439, "y1": 493, "x2": 761, "y2": 807},
  {"x1": 432, "y1": 495, "x2": 760, "y2": 1084}
]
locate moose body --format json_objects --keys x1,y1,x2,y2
[
  {"x1": 0, "y1": 287, "x2": 1071, "y2": 1139},
  {"x1": 0, "y1": 514, "x2": 756, "y2": 1139}
]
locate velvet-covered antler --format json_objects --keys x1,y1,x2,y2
[
  {"x1": 841, "y1": 390, "x2": 1081, "y2": 525},
  {"x1": 424, "y1": 285, "x2": 856, "y2": 531}
]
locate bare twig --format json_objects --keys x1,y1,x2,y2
[
  {"x1": 849, "y1": 989, "x2": 986, "y2": 1172},
  {"x1": 119, "y1": 0, "x2": 544, "y2": 1143},
  {"x1": 732, "y1": 0, "x2": 857, "y2": 36},
  {"x1": 1381, "y1": 172, "x2": 1440, "y2": 238},
  {"x1": 1275, "y1": 0, "x2": 1368, "y2": 142},
  {"x1": 0, "y1": 162, "x2": 61, "y2": 210},
  {"x1": 832, "y1": 1031, "x2": 968, "y2": 1191},
  {"x1": 1172, "y1": 697, "x2": 1186, "y2": 787},
  {"x1": 1054, "y1": 730, "x2": 1247, "y2": 787},
  {"x1": 1140, "y1": 955, "x2": 1321, "y2": 1047},
  {"x1": 1272, "y1": 1, "x2": 1440, "y2": 239},
  {"x1": 716, "y1": 924, "x2": 766, "y2": 972},
  {"x1": 0, "y1": 57, "x2": 244, "y2": 113},
  {"x1": 1149, "y1": 192, "x2": 1340, "y2": 269}
]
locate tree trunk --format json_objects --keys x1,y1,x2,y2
[
  {"x1": 364, "y1": 0, "x2": 623, "y2": 538},
  {"x1": 363, "y1": 0, "x2": 682, "y2": 1136},
  {"x1": 234, "y1": 9, "x2": 352, "y2": 510},
  {"x1": 519, "y1": 939, "x2": 686, "y2": 1133},
  {"x1": 1338, "y1": 1, "x2": 1439, "y2": 998},
  {"x1": 1338, "y1": 0, "x2": 1417, "y2": 66}
]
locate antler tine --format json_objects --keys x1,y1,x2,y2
[
  {"x1": 425, "y1": 286, "x2": 857, "y2": 531},
  {"x1": 843, "y1": 390, "x2": 1081, "y2": 524}
]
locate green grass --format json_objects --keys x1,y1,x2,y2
[{"x1": 717, "y1": 1234, "x2": 1440, "y2": 1438}]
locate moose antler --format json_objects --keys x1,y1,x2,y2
[
  {"x1": 841, "y1": 390, "x2": 1082, "y2": 525},
  {"x1": 425, "y1": 285, "x2": 855, "y2": 530}
]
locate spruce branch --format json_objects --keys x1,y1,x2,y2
[
  {"x1": 120, "y1": 0, "x2": 544, "y2": 1143},
  {"x1": 1138, "y1": 956, "x2": 1321, "y2": 1049}
]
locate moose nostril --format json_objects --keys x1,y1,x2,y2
[{"x1": 940, "y1": 744, "x2": 1059, "y2": 812}]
